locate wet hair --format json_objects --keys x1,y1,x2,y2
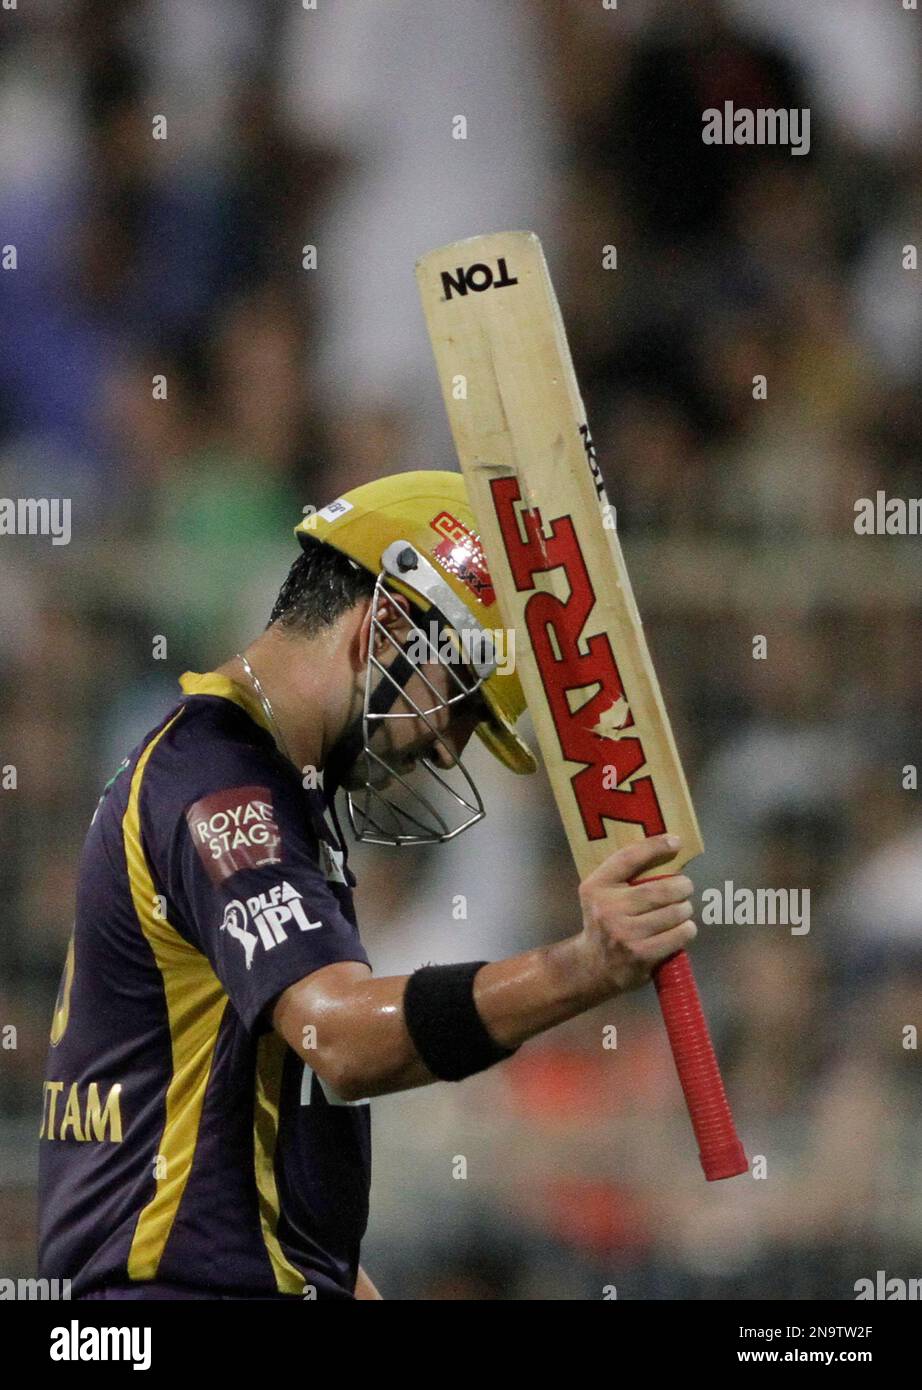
[{"x1": 268, "y1": 537, "x2": 377, "y2": 636}]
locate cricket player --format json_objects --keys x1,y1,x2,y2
[{"x1": 38, "y1": 472, "x2": 697, "y2": 1300}]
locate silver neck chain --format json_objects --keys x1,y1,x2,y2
[{"x1": 236, "y1": 653, "x2": 295, "y2": 766}]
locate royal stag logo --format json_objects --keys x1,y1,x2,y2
[{"x1": 489, "y1": 475, "x2": 666, "y2": 842}]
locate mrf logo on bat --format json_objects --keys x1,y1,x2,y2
[{"x1": 488, "y1": 473, "x2": 667, "y2": 846}]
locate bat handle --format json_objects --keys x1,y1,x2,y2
[{"x1": 653, "y1": 949, "x2": 748, "y2": 1180}]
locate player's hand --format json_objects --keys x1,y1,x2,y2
[{"x1": 574, "y1": 835, "x2": 697, "y2": 1000}]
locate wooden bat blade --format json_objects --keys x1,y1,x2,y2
[{"x1": 416, "y1": 231, "x2": 702, "y2": 879}]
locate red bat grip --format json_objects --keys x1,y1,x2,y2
[{"x1": 653, "y1": 949, "x2": 747, "y2": 1180}]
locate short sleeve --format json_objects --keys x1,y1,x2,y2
[{"x1": 144, "y1": 727, "x2": 370, "y2": 1034}]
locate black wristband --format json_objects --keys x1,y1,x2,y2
[{"x1": 403, "y1": 961, "x2": 519, "y2": 1082}]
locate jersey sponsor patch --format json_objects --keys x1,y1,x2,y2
[
  {"x1": 220, "y1": 881, "x2": 322, "y2": 970},
  {"x1": 186, "y1": 786, "x2": 283, "y2": 884}
]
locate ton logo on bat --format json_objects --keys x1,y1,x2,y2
[{"x1": 440, "y1": 257, "x2": 519, "y2": 301}]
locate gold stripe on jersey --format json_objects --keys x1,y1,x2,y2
[
  {"x1": 254, "y1": 1033, "x2": 305, "y2": 1293},
  {"x1": 49, "y1": 931, "x2": 76, "y2": 1047},
  {"x1": 179, "y1": 671, "x2": 274, "y2": 737},
  {"x1": 125, "y1": 711, "x2": 230, "y2": 1281}
]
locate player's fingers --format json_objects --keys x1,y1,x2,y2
[
  {"x1": 621, "y1": 875, "x2": 694, "y2": 916},
  {"x1": 622, "y1": 898, "x2": 695, "y2": 940},
  {"x1": 631, "y1": 917, "x2": 698, "y2": 965},
  {"x1": 579, "y1": 835, "x2": 682, "y2": 897}
]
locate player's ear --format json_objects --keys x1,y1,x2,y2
[
  {"x1": 373, "y1": 592, "x2": 413, "y2": 651},
  {"x1": 355, "y1": 592, "x2": 412, "y2": 665}
]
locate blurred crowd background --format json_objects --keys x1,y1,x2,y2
[{"x1": 1, "y1": 0, "x2": 920, "y2": 1299}]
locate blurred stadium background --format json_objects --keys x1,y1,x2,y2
[{"x1": 1, "y1": 0, "x2": 920, "y2": 1299}]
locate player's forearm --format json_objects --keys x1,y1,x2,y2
[
  {"x1": 297, "y1": 936, "x2": 600, "y2": 1100},
  {"x1": 473, "y1": 935, "x2": 605, "y2": 1048}
]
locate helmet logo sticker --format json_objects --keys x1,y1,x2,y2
[
  {"x1": 429, "y1": 511, "x2": 496, "y2": 606},
  {"x1": 316, "y1": 497, "x2": 354, "y2": 522}
]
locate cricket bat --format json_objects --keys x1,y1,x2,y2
[{"x1": 416, "y1": 231, "x2": 747, "y2": 1181}]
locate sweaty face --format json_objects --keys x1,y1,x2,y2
[
  {"x1": 340, "y1": 628, "x2": 488, "y2": 793},
  {"x1": 382, "y1": 660, "x2": 487, "y2": 774}
]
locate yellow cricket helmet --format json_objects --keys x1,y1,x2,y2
[{"x1": 294, "y1": 471, "x2": 536, "y2": 776}]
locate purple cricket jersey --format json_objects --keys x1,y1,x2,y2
[{"x1": 38, "y1": 672, "x2": 372, "y2": 1300}]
